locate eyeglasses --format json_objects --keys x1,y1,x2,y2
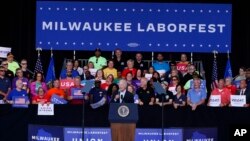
[
  {"x1": 172, "y1": 79, "x2": 177, "y2": 81},
  {"x1": 17, "y1": 71, "x2": 22, "y2": 73},
  {"x1": 96, "y1": 58, "x2": 99, "y2": 63},
  {"x1": 21, "y1": 63, "x2": 27, "y2": 65},
  {"x1": 2, "y1": 64, "x2": 7, "y2": 66},
  {"x1": 0, "y1": 70, "x2": 4, "y2": 72}
]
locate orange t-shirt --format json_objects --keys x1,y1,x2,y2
[{"x1": 46, "y1": 88, "x2": 66, "y2": 100}]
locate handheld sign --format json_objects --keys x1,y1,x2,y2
[
  {"x1": 145, "y1": 73, "x2": 153, "y2": 80},
  {"x1": 50, "y1": 94, "x2": 68, "y2": 104},
  {"x1": 12, "y1": 96, "x2": 29, "y2": 108},
  {"x1": 82, "y1": 80, "x2": 95, "y2": 94},
  {"x1": 37, "y1": 104, "x2": 54, "y2": 116},
  {"x1": 153, "y1": 82, "x2": 166, "y2": 95},
  {"x1": 60, "y1": 79, "x2": 74, "y2": 89},
  {"x1": 230, "y1": 95, "x2": 246, "y2": 107},
  {"x1": 71, "y1": 88, "x2": 83, "y2": 99},
  {"x1": 209, "y1": 95, "x2": 221, "y2": 107}
]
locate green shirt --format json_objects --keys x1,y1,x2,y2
[
  {"x1": 88, "y1": 56, "x2": 107, "y2": 70},
  {"x1": 8, "y1": 61, "x2": 20, "y2": 75}
]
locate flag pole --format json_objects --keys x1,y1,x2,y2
[
  {"x1": 112, "y1": 51, "x2": 114, "y2": 59},
  {"x1": 50, "y1": 47, "x2": 53, "y2": 57},
  {"x1": 36, "y1": 48, "x2": 42, "y2": 57},
  {"x1": 151, "y1": 52, "x2": 154, "y2": 66},
  {"x1": 73, "y1": 50, "x2": 76, "y2": 60},
  {"x1": 190, "y1": 52, "x2": 193, "y2": 64}
]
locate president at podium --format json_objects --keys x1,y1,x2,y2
[{"x1": 110, "y1": 79, "x2": 134, "y2": 103}]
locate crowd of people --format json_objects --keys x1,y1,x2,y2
[{"x1": 0, "y1": 49, "x2": 250, "y2": 110}]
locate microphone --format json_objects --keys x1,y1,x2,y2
[{"x1": 120, "y1": 94, "x2": 124, "y2": 103}]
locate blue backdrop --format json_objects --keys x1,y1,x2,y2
[{"x1": 36, "y1": 1, "x2": 232, "y2": 53}]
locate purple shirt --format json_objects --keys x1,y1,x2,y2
[{"x1": 12, "y1": 77, "x2": 29, "y2": 89}]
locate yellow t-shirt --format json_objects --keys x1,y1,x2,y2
[{"x1": 103, "y1": 68, "x2": 118, "y2": 79}]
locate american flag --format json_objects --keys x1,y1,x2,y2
[
  {"x1": 211, "y1": 56, "x2": 218, "y2": 90},
  {"x1": 34, "y1": 55, "x2": 44, "y2": 74}
]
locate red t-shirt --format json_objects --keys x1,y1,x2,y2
[
  {"x1": 101, "y1": 83, "x2": 110, "y2": 91},
  {"x1": 121, "y1": 68, "x2": 137, "y2": 78},
  {"x1": 32, "y1": 95, "x2": 50, "y2": 104},
  {"x1": 225, "y1": 85, "x2": 237, "y2": 95},
  {"x1": 211, "y1": 88, "x2": 231, "y2": 105},
  {"x1": 176, "y1": 62, "x2": 189, "y2": 74}
]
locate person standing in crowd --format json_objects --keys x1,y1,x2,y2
[
  {"x1": 234, "y1": 80, "x2": 250, "y2": 107},
  {"x1": 0, "y1": 66, "x2": 11, "y2": 102},
  {"x1": 182, "y1": 64, "x2": 202, "y2": 86},
  {"x1": 187, "y1": 78, "x2": 207, "y2": 111},
  {"x1": 111, "y1": 79, "x2": 134, "y2": 103},
  {"x1": 234, "y1": 67, "x2": 246, "y2": 81},
  {"x1": 168, "y1": 76, "x2": 180, "y2": 95},
  {"x1": 173, "y1": 84, "x2": 187, "y2": 109},
  {"x1": 12, "y1": 68, "x2": 29, "y2": 92},
  {"x1": 87, "y1": 61, "x2": 95, "y2": 69},
  {"x1": 126, "y1": 72, "x2": 138, "y2": 90},
  {"x1": 184, "y1": 73, "x2": 206, "y2": 91},
  {"x1": 73, "y1": 60, "x2": 83, "y2": 76},
  {"x1": 127, "y1": 84, "x2": 139, "y2": 104},
  {"x1": 20, "y1": 59, "x2": 32, "y2": 80},
  {"x1": 29, "y1": 72, "x2": 47, "y2": 98},
  {"x1": 136, "y1": 77, "x2": 155, "y2": 105},
  {"x1": 60, "y1": 61, "x2": 79, "y2": 79},
  {"x1": 7, "y1": 79, "x2": 28, "y2": 104},
  {"x1": 1, "y1": 60, "x2": 14, "y2": 81},
  {"x1": 209, "y1": 79, "x2": 231, "y2": 107},
  {"x1": 155, "y1": 81, "x2": 174, "y2": 107},
  {"x1": 225, "y1": 77, "x2": 237, "y2": 95},
  {"x1": 46, "y1": 79, "x2": 66, "y2": 100},
  {"x1": 246, "y1": 68, "x2": 250, "y2": 90},
  {"x1": 152, "y1": 71, "x2": 162, "y2": 83},
  {"x1": 95, "y1": 69, "x2": 105, "y2": 83},
  {"x1": 103, "y1": 60, "x2": 118, "y2": 79},
  {"x1": 165, "y1": 62, "x2": 183, "y2": 83},
  {"x1": 101, "y1": 74, "x2": 114, "y2": 90},
  {"x1": 89, "y1": 80, "x2": 107, "y2": 105},
  {"x1": 81, "y1": 66, "x2": 89, "y2": 80},
  {"x1": 134, "y1": 53, "x2": 147, "y2": 73},
  {"x1": 133, "y1": 69, "x2": 143, "y2": 87},
  {"x1": 68, "y1": 76, "x2": 87, "y2": 104},
  {"x1": 107, "y1": 83, "x2": 119, "y2": 102},
  {"x1": 121, "y1": 59, "x2": 137, "y2": 78},
  {"x1": 6, "y1": 52, "x2": 19, "y2": 75},
  {"x1": 176, "y1": 54, "x2": 189, "y2": 76},
  {"x1": 148, "y1": 66, "x2": 155, "y2": 75},
  {"x1": 88, "y1": 48, "x2": 107, "y2": 70},
  {"x1": 113, "y1": 48, "x2": 126, "y2": 73},
  {"x1": 153, "y1": 53, "x2": 170, "y2": 78},
  {"x1": 32, "y1": 87, "x2": 50, "y2": 104}
]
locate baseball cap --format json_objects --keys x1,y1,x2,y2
[{"x1": 94, "y1": 48, "x2": 101, "y2": 52}]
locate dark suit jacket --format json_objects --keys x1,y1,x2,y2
[
  {"x1": 236, "y1": 89, "x2": 250, "y2": 103},
  {"x1": 110, "y1": 91, "x2": 134, "y2": 103}
]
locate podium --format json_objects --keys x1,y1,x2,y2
[{"x1": 109, "y1": 103, "x2": 138, "y2": 141}]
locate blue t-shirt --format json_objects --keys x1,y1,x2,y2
[
  {"x1": 187, "y1": 88, "x2": 207, "y2": 104},
  {"x1": 7, "y1": 89, "x2": 28, "y2": 101},
  {"x1": 0, "y1": 77, "x2": 11, "y2": 100},
  {"x1": 60, "y1": 69, "x2": 79, "y2": 79},
  {"x1": 153, "y1": 61, "x2": 170, "y2": 72},
  {"x1": 89, "y1": 87, "x2": 107, "y2": 103}
]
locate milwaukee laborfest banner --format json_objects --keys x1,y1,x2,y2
[{"x1": 36, "y1": 1, "x2": 232, "y2": 53}]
